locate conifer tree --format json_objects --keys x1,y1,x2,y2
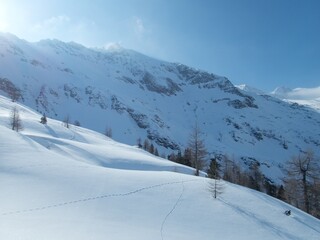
[
  {"x1": 10, "y1": 107, "x2": 23, "y2": 132},
  {"x1": 188, "y1": 123, "x2": 207, "y2": 176},
  {"x1": 40, "y1": 113, "x2": 47, "y2": 124},
  {"x1": 207, "y1": 158, "x2": 221, "y2": 179}
]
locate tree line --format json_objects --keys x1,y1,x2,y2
[
  {"x1": 8, "y1": 107, "x2": 320, "y2": 218},
  {"x1": 167, "y1": 123, "x2": 320, "y2": 219}
]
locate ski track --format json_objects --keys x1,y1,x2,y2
[
  {"x1": 1, "y1": 180, "x2": 194, "y2": 216},
  {"x1": 160, "y1": 181, "x2": 185, "y2": 240},
  {"x1": 219, "y1": 198, "x2": 307, "y2": 240}
]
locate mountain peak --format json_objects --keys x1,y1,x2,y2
[{"x1": 0, "y1": 34, "x2": 319, "y2": 186}]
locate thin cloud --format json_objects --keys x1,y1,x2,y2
[
  {"x1": 134, "y1": 17, "x2": 145, "y2": 36},
  {"x1": 104, "y1": 42, "x2": 123, "y2": 50},
  {"x1": 33, "y1": 15, "x2": 71, "y2": 31}
]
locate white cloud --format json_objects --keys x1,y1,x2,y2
[
  {"x1": 104, "y1": 42, "x2": 123, "y2": 50},
  {"x1": 289, "y1": 86, "x2": 320, "y2": 100},
  {"x1": 134, "y1": 17, "x2": 145, "y2": 35},
  {"x1": 273, "y1": 86, "x2": 320, "y2": 100},
  {"x1": 33, "y1": 15, "x2": 71, "y2": 31}
]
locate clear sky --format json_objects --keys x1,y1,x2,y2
[{"x1": 0, "y1": 0, "x2": 319, "y2": 92}]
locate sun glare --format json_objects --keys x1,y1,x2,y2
[{"x1": 0, "y1": 5, "x2": 8, "y2": 31}]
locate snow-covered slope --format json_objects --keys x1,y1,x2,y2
[
  {"x1": 236, "y1": 84, "x2": 266, "y2": 95},
  {"x1": 0, "y1": 33, "x2": 320, "y2": 183},
  {"x1": 1, "y1": 95, "x2": 320, "y2": 240},
  {"x1": 271, "y1": 86, "x2": 320, "y2": 112}
]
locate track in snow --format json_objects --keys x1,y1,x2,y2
[
  {"x1": 219, "y1": 198, "x2": 308, "y2": 240},
  {"x1": 160, "y1": 181, "x2": 185, "y2": 240},
  {"x1": 1, "y1": 180, "x2": 194, "y2": 216}
]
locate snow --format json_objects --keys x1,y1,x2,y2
[
  {"x1": 1, "y1": 95, "x2": 320, "y2": 239},
  {"x1": 270, "y1": 86, "x2": 320, "y2": 112},
  {"x1": 1, "y1": 34, "x2": 320, "y2": 185}
]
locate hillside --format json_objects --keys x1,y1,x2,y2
[
  {"x1": 0, "y1": 33, "x2": 319, "y2": 184},
  {"x1": 1, "y1": 95, "x2": 320, "y2": 240}
]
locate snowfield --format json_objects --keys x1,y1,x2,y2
[{"x1": 1, "y1": 95, "x2": 320, "y2": 240}]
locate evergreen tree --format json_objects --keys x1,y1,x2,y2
[
  {"x1": 40, "y1": 113, "x2": 47, "y2": 124},
  {"x1": 207, "y1": 158, "x2": 221, "y2": 179}
]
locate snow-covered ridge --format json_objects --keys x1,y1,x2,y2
[
  {"x1": 271, "y1": 86, "x2": 320, "y2": 100},
  {"x1": 1, "y1": 94, "x2": 320, "y2": 240},
  {"x1": 0, "y1": 33, "x2": 320, "y2": 184},
  {"x1": 236, "y1": 84, "x2": 320, "y2": 112},
  {"x1": 236, "y1": 84, "x2": 266, "y2": 95},
  {"x1": 270, "y1": 86, "x2": 320, "y2": 112}
]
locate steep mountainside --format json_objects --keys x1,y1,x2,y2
[
  {"x1": 0, "y1": 33, "x2": 319, "y2": 182},
  {"x1": 1, "y1": 95, "x2": 320, "y2": 240}
]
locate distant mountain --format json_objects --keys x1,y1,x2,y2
[
  {"x1": 270, "y1": 86, "x2": 320, "y2": 112},
  {"x1": 236, "y1": 84, "x2": 266, "y2": 95},
  {"x1": 2, "y1": 95, "x2": 319, "y2": 240},
  {"x1": 0, "y1": 33, "x2": 320, "y2": 183}
]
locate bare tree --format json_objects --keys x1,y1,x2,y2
[
  {"x1": 208, "y1": 178, "x2": 224, "y2": 199},
  {"x1": 10, "y1": 106, "x2": 23, "y2": 132},
  {"x1": 143, "y1": 139, "x2": 150, "y2": 151},
  {"x1": 188, "y1": 123, "x2": 207, "y2": 176},
  {"x1": 105, "y1": 126, "x2": 113, "y2": 138},
  {"x1": 63, "y1": 115, "x2": 70, "y2": 128},
  {"x1": 283, "y1": 150, "x2": 320, "y2": 213},
  {"x1": 136, "y1": 138, "x2": 142, "y2": 148}
]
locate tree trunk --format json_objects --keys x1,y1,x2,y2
[{"x1": 302, "y1": 171, "x2": 310, "y2": 213}]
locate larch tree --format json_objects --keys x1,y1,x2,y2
[
  {"x1": 63, "y1": 115, "x2": 70, "y2": 128},
  {"x1": 188, "y1": 123, "x2": 207, "y2": 176},
  {"x1": 105, "y1": 126, "x2": 113, "y2": 138},
  {"x1": 283, "y1": 150, "x2": 320, "y2": 214},
  {"x1": 208, "y1": 178, "x2": 224, "y2": 199},
  {"x1": 10, "y1": 106, "x2": 23, "y2": 132}
]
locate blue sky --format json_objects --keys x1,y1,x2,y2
[{"x1": 0, "y1": 0, "x2": 319, "y2": 91}]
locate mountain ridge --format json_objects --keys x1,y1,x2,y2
[{"x1": 0, "y1": 33, "x2": 319, "y2": 183}]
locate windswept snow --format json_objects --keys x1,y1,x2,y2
[
  {"x1": 1, "y1": 95, "x2": 320, "y2": 240},
  {"x1": 271, "y1": 86, "x2": 320, "y2": 112}
]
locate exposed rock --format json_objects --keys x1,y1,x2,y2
[
  {"x1": 147, "y1": 130, "x2": 180, "y2": 150},
  {"x1": 0, "y1": 78, "x2": 22, "y2": 102},
  {"x1": 127, "y1": 108, "x2": 149, "y2": 129},
  {"x1": 63, "y1": 84, "x2": 81, "y2": 103},
  {"x1": 140, "y1": 72, "x2": 181, "y2": 96}
]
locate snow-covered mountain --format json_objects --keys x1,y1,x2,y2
[
  {"x1": 236, "y1": 84, "x2": 266, "y2": 96},
  {"x1": 1, "y1": 95, "x2": 319, "y2": 240},
  {"x1": 270, "y1": 86, "x2": 320, "y2": 112},
  {"x1": 0, "y1": 33, "x2": 320, "y2": 183}
]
